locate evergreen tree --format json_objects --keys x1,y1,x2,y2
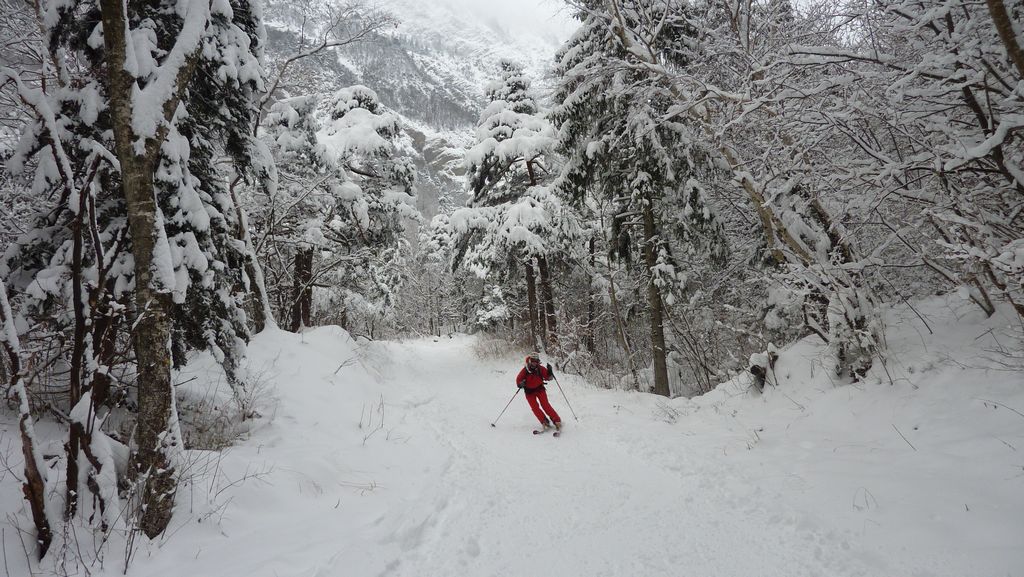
[
  {"x1": 551, "y1": 1, "x2": 728, "y2": 396},
  {"x1": 258, "y1": 85, "x2": 417, "y2": 332},
  {"x1": 450, "y1": 60, "x2": 569, "y2": 350},
  {"x1": 465, "y1": 59, "x2": 549, "y2": 206}
]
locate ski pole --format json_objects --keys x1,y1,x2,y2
[
  {"x1": 551, "y1": 375, "x2": 579, "y2": 422},
  {"x1": 490, "y1": 388, "x2": 521, "y2": 427}
]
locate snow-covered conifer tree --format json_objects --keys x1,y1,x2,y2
[
  {"x1": 451, "y1": 60, "x2": 571, "y2": 350},
  {"x1": 259, "y1": 85, "x2": 417, "y2": 332},
  {"x1": 555, "y1": 0, "x2": 887, "y2": 384},
  {"x1": 551, "y1": 2, "x2": 729, "y2": 396}
]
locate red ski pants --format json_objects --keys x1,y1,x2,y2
[{"x1": 525, "y1": 389, "x2": 560, "y2": 425}]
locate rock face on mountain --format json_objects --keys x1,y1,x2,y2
[{"x1": 262, "y1": 0, "x2": 570, "y2": 217}]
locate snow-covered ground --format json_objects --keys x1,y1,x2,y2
[{"x1": 2, "y1": 296, "x2": 1023, "y2": 577}]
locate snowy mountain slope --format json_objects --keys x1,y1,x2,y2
[
  {"x1": 261, "y1": 0, "x2": 572, "y2": 216},
  {"x1": 377, "y1": 0, "x2": 572, "y2": 87},
  {"x1": 3, "y1": 296, "x2": 1021, "y2": 576},
  {"x1": 265, "y1": 0, "x2": 569, "y2": 128},
  {"x1": 259, "y1": 22, "x2": 473, "y2": 217}
]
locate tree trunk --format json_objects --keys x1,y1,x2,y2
[
  {"x1": 524, "y1": 159, "x2": 553, "y2": 352},
  {"x1": 641, "y1": 199, "x2": 670, "y2": 397},
  {"x1": 525, "y1": 257, "x2": 541, "y2": 351},
  {"x1": 20, "y1": 406, "x2": 53, "y2": 558},
  {"x1": 1, "y1": 279, "x2": 53, "y2": 558},
  {"x1": 586, "y1": 238, "x2": 597, "y2": 355},
  {"x1": 66, "y1": 423, "x2": 82, "y2": 519},
  {"x1": 99, "y1": 0, "x2": 182, "y2": 538},
  {"x1": 290, "y1": 248, "x2": 313, "y2": 331},
  {"x1": 985, "y1": 0, "x2": 1024, "y2": 78},
  {"x1": 229, "y1": 176, "x2": 275, "y2": 332},
  {"x1": 66, "y1": 192, "x2": 88, "y2": 519},
  {"x1": 123, "y1": 162, "x2": 178, "y2": 538},
  {"x1": 607, "y1": 268, "x2": 640, "y2": 390},
  {"x1": 77, "y1": 299, "x2": 121, "y2": 529},
  {"x1": 89, "y1": 300, "x2": 120, "y2": 407},
  {"x1": 538, "y1": 256, "x2": 558, "y2": 352}
]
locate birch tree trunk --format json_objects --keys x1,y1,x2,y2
[{"x1": 121, "y1": 157, "x2": 178, "y2": 538}]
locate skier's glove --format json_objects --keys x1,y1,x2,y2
[
  {"x1": 517, "y1": 380, "x2": 526, "y2": 389},
  {"x1": 546, "y1": 363, "x2": 555, "y2": 380}
]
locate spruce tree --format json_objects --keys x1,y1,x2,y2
[
  {"x1": 451, "y1": 60, "x2": 568, "y2": 350},
  {"x1": 551, "y1": 2, "x2": 728, "y2": 396}
]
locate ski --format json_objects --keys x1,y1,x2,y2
[
  {"x1": 533, "y1": 428, "x2": 562, "y2": 437},
  {"x1": 533, "y1": 422, "x2": 563, "y2": 436}
]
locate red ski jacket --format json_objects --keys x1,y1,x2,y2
[{"x1": 516, "y1": 365, "x2": 550, "y2": 394}]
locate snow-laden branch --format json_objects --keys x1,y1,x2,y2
[
  {"x1": 0, "y1": 67, "x2": 80, "y2": 207},
  {"x1": 256, "y1": 2, "x2": 397, "y2": 134},
  {"x1": 130, "y1": 0, "x2": 211, "y2": 150},
  {"x1": 0, "y1": 277, "x2": 54, "y2": 558}
]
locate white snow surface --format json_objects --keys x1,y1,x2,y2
[{"x1": 2, "y1": 296, "x2": 1023, "y2": 576}]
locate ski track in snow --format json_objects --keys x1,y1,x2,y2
[
  {"x1": 357, "y1": 338, "x2": 874, "y2": 577},
  {"x1": 6, "y1": 299, "x2": 1022, "y2": 577},
  {"x1": 161, "y1": 309, "x2": 1024, "y2": 577}
]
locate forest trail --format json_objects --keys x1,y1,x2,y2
[
  {"x1": 73, "y1": 300, "x2": 1023, "y2": 577},
  {"x1": 340, "y1": 336, "x2": 876, "y2": 577}
]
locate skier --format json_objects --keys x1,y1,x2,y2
[{"x1": 516, "y1": 353, "x2": 562, "y2": 434}]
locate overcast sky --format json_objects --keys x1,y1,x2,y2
[
  {"x1": 423, "y1": 0, "x2": 577, "y2": 43},
  {"x1": 452, "y1": 0, "x2": 574, "y2": 29}
]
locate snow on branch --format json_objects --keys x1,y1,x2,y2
[
  {"x1": 0, "y1": 277, "x2": 54, "y2": 558},
  {"x1": 129, "y1": 0, "x2": 211, "y2": 151},
  {"x1": 0, "y1": 67, "x2": 80, "y2": 203}
]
